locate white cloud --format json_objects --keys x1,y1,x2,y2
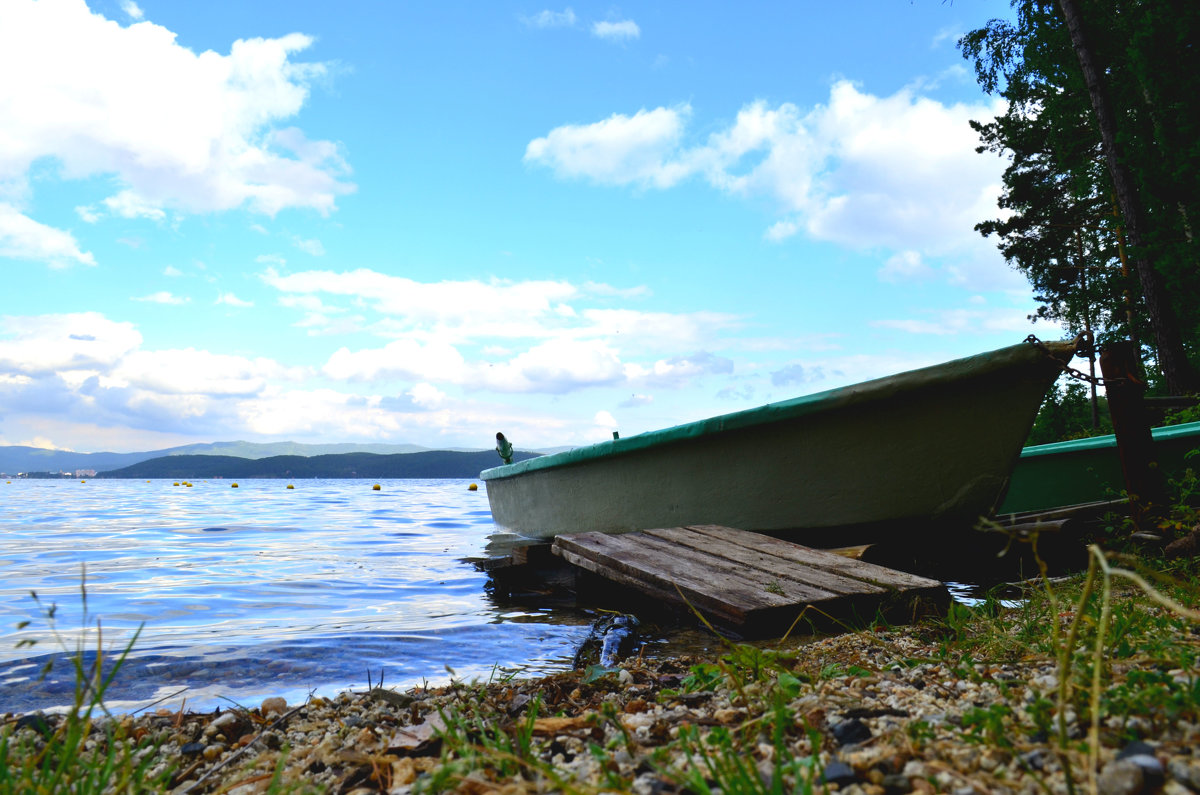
[
  {"x1": 132, "y1": 291, "x2": 189, "y2": 305},
  {"x1": 593, "y1": 410, "x2": 618, "y2": 428},
  {"x1": 522, "y1": 8, "x2": 576, "y2": 28},
  {"x1": 593, "y1": 19, "x2": 640, "y2": 41},
  {"x1": 103, "y1": 190, "x2": 168, "y2": 221},
  {"x1": 624, "y1": 351, "x2": 734, "y2": 387},
  {"x1": 770, "y1": 363, "x2": 825, "y2": 387},
  {"x1": 764, "y1": 220, "x2": 800, "y2": 242},
  {"x1": 109, "y1": 348, "x2": 302, "y2": 397},
  {"x1": 583, "y1": 281, "x2": 651, "y2": 299},
  {"x1": 0, "y1": 312, "x2": 141, "y2": 376},
  {"x1": 216, "y1": 292, "x2": 253, "y2": 308},
  {"x1": 75, "y1": 205, "x2": 102, "y2": 223},
  {"x1": 879, "y1": 250, "x2": 935, "y2": 283},
  {"x1": 325, "y1": 338, "x2": 467, "y2": 383},
  {"x1": 493, "y1": 338, "x2": 625, "y2": 393},
  {"x1": 0, "y1": 0, "x2": 355, "y2": 268},
  {"x1": 619, "y1": 393, "x2": 653, "y2": 407},
  {"x1": 871, "y1": 306, "x2": 1057, "y2": 337},
  {"x1": 0, "y1": 310, "x2": 636, "y2": 449},
  {"x1": 406, "y1": 382, "x2": 446, "y2": 409},
  {"x1": 263, "y1": 267, "x2": 584, "y2": 341},
  {"x1": 120, "y1": 0, "x2": 143, "y2": 20},
  {"x1": 524, "y1": 106, "x2": 691, "y2": 188},
  {"x1": 267, "y1": 266, "x2": 743, "y2": 393},
  {"x1": 294, "y1": 237, "x2": 325, "y2": 256},
  {"x1": 15, "y1": 435, "x2": 74, "y2": 451},
  {"x1": 255, "y1": 253, "x2": 287, "y2": 266},
  {"x1": 0, "y1": 203, "x2": 95, "y2": 267},
  {"x1": 527, "y1": 81, "x2": 1012, "y2": 286},
  {"x1": 163, "y1": 265, "x2": 183, "y2": 276}
]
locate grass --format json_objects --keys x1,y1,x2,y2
[
  {"x1": 0, "y1": 571, "x2": 174, "y2": 794},
  {"x1": 414, "y1": 527, "x2": 1200, "y2": 793}
]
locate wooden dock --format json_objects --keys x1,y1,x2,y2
[{"x1": 552, "y1": 525, "x2": 948, "y2": 637}]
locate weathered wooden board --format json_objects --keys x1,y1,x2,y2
[
  {"x1": 678, "y1": 525, "x2": 943, "y2": 591},
  {"x1": 552, "y1": 525, "x2": 947, "y2": 636}
]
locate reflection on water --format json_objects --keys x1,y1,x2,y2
[{"x1": 0, "y1": 479, "x2": 594, "y2": 714}]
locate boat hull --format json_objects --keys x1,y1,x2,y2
[
  {"x1": 999, "y1": 420, "x2": 1200, "y2": 514},
  {"x1": 482, "y1": 341, "x2": 1074, "y2": 542}
]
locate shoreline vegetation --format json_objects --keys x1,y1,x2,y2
[{"x1": 2, "y1": 537, "x2": 1198, "y2": 794}]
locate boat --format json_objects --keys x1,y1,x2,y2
[
  {"x1": 998, "y1": 419, "x2": 1200, "y2": 515},
  {"x1": 480, "y1": 339, "x2": 1076, "y2": 543}
]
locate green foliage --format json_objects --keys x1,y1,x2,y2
[
  {"x1": 960, "y1": 1, "x2": 1200, "y2": 380},
  {"x1": 961, "y1": 703, "x2": 1015, "y2": 748},
  {"x1": 1027, "y1": 378, "x2": 1112, "y2": 445}
]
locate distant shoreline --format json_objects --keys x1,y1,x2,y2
[{"x1": 8, "y1": 450, "x2": 541, "y2": 480}]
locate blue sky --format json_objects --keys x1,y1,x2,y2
[{"x1": 0, "y1": 0, "x2": 1060, "y2": 453}]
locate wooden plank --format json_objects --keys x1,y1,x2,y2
[
  {"x1": 555, "y1": 546, "x2": 745, "y2": 626},
  {"x1": 555, "y1": 531, "x2": 814, "y2": 609},
  {"x1": 618, "y1": 531, "x2": 840, "y2": 604},
  {"x1": 554, "y1": 536, "x2": 777, "y2": 625},
  {"x1": 553, "y1": 526, "x2": 948, "y2": 636},
  {"x1": 682, "y1": 525, "x2": 943, "y2": 591},
  {"x1": 642, "y1": 527, "x2": 885, "y2": 597}
]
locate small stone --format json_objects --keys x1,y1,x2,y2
[
  {"x1": 1168, "y1": 758, "x2": 1200, "y2": 791},
  {"x1": 1124, "y1": 755, "x2": 1164, "y2": 786},
  {"x1": 1098, "y1": 760, "x2": 1147, "y2": 795},
  {"x1": 823, "y1": 760, "x2": 858, "y2": 785},
  {"x1": 1019, "y1": 749, "x2": 1047, "y2": 771},
  {"x1": 261, "y1": 697, "x2": 287, "y2": 717},
  {"x1": 832, "y1": 718, "x2": 873, "y2": 746},
  {"x1": 180, "y1": 741, "x2": 206, "y2": 756},
  {"x1": 368, "y1": 688, "x2": 414, "y2": 708},
  {"x1": 1116, "y1": 741, "x2": 1156, "y2": 760},
  {"x1": 202, "y1": 743, "x2": 224, "y2": 761},
  {"x1": 882, "y1": 773, "x2": 912, "y2": 794},
  {"x1": 15, "y1": 713, "x2": 51, "y2": 736}
]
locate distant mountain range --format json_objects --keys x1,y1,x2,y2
[
  {"x1": 0, "y1": 440, "x2": 565, "y2": 476},
  {"x1": 92, "y1": 450, "x2": 542, "y2": 479}
]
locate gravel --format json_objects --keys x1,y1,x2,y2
[{"x1": 5, "y1": 628, "x2": 1198, "y2": 794}]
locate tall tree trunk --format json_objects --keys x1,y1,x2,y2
[{"x1": 1056, "y1": 0, "x2": 1200, "y2": 394}]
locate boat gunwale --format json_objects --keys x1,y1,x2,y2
[
  {"x1": 1016, "y1": 419, "x2": 1200, "y2": 459},
  {"x1": 481, "y1": 340, "x2": 1075, "y2": 482}
]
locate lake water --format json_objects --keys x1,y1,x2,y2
[{"x1": 0, "y1": 478, "x2": 619, "y2": 715}]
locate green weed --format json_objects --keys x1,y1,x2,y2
[{"x1": 0, "y1": 570, "x2": 173, "y2": 795}]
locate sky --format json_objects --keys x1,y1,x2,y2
[{"x1": 0, "y1": 0, "x2": 1063, "y2": 454}]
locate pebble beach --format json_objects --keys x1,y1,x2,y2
[{"x1": 7, "y1": 613, "x2": 1198, "y2": 795}]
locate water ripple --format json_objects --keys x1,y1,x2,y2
[{"x1": 0, "y1": 478, "x2": 588, "y2": 713}]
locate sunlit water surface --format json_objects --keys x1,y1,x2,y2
[{"x1": 0, "y1": 479, "x2": 613, "y2": 714}]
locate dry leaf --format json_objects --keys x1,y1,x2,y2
[
  {"x1": 387, "y1": 712, "x2": 446, "y2": 752},
  {"x1": 530, "y1": 715, "x2": 594, "y2": 735}
]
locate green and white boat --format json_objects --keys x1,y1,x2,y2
[
  {"x1": 481, "y1": 340, "x2": 1075, "y2": 543},
  {"x1": 998, "y1": 419, "x2": 1200, "y2": 515}
]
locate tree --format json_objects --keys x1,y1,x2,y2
[
  {"x1": 1027, "y1": 378, "x2": 1112, "y2": 445},
  {"x1": 961, "y1": 0, "x2": 1200, "y2": 393},
  {"x1": 1055, "y1": 0, "x2": 1198, "y2": 395}
]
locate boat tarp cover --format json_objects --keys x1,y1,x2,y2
[{"x1": 481, "y1": 340, "x2": 1073, "y2": 481}]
